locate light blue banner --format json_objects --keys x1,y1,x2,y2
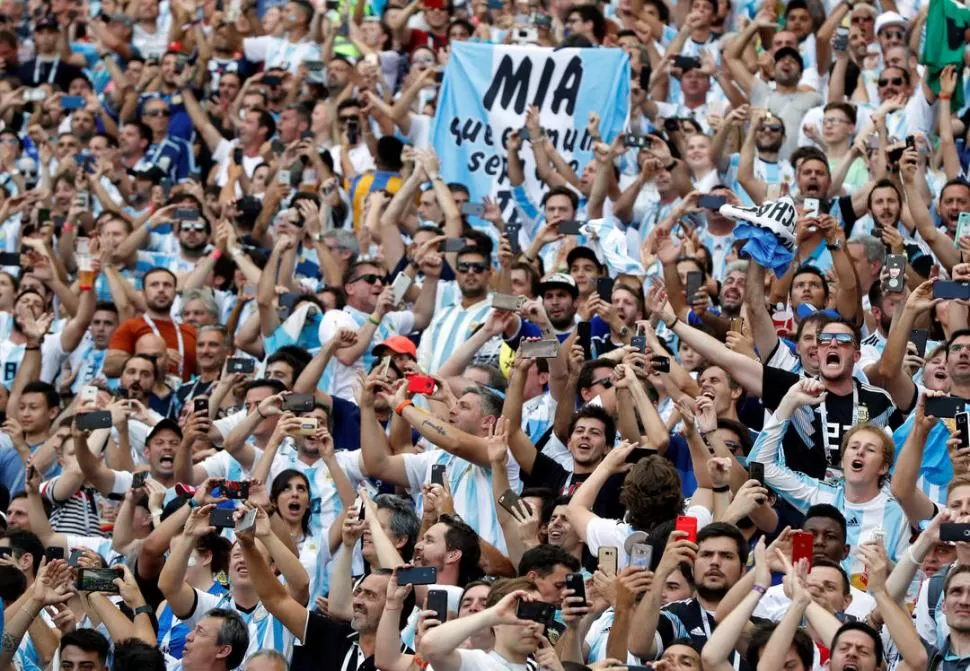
[{"x1": 431, "y1": 42, "x2": 630, "y2": 225}]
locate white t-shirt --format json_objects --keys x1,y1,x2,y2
[
  {"x1": 584, "y1": 505, "x2": 714, "y2": 569},
  {"x1": 242, "y1": 35, "x2": 320, "y2": 74},
  {"x1": 456, "y1": 649, "x2": 532, "y2": 670},
  {"x1": 211, "y1": 138, "x2": 263, "y2": 188}
]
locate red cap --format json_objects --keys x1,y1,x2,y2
[{"x1": 373, "y1": 335, "x2": 417, "y2": 358}]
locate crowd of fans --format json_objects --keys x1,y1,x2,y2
[{"x1": 0, "y1": 0, "x2": 969, "y2": 670}]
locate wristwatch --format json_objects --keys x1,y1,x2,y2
[
  {"x1": 826, "y1": 240, "x2": 844, "y2": 251},
  {"x1": 133, "y1": 605, "x2": 154, "y2": 617}
]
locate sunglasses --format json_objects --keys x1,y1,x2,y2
[
  {"x1": 457, "y1": 262, "x2": 487, "y2": 273},
  {"x1": 351, "y1": 273, "x2": 384, "y2": 285},
  {"x1": 181, "y1": 222, "x2": 206, "y2": 232},
  {"x1": 590, "y1": 377, "x2": 614, "y2": 389},
  {"x1": 338, "y1": 116, "x2": 357, "y2": 124},
  {"x1": 761, "y1": 124, "x2": 783, "y2": 133},
  {"x1": 144, "y1": 109, "x2": 170, "y2": 117},
  {"x1": 882, "y1": 29, "x2": 905, "y2": 39},
  {"x1": 816, "y1": 332, "x2": 856, "y2": 346},
  {"x1": 878, "y1": 77, "x2": 904, "y2": 87}
]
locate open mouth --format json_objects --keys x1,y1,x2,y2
[
  {"x1": 825, "y1": 352, "x2": 840, "y2": 365},
  {"x1": 287, "y1": 501, "x2": 301, "y2": 514},
  {"x1": 159, "y1": 455, "x2": 174, "y2": 467},
  {"x1": 702, "y1": 389, "x2": 716, "y2": 399},
  {"x1": 547, "y1": 529, "x2": 562, "y2": 542},
  {"x1": 849, "y1": 459, "x2": 864, "y2": 472}
]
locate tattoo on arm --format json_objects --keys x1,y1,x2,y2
[
  {"x1": 2, "y1": 631, "x2": 20, "y2": 654},
  {"x1": 421, "y1": 419, "x2": 447, "y2": 437}
]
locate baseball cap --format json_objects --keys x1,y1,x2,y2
[
  {"x1": 35, "y1": 14, "x2": 58, "y2": 30},
  {"x1": 566, "y1": 246, "x2": 603, "y2": 271},
  {"x1": 539, "y1": 272, "x2": 579, "y2": 297},
  {"x1": 373, "y1": 335, "x2": 417, "y2": 358},
  {"x1": 774, "y1": 46, "x2": 804, "y2": 70},
  {"x1": 146, "y1": 418, "x2": 183, "y2": 444},
  {"x1": 874, "y1": 11, "x2": 906, "y2": 34}
]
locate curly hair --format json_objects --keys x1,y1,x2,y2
[{"x1": 620, "y1": 455, "x2": 684, "y2": 532}]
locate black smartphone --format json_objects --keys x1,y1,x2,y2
[
  {"x1": 221, "y1": 480, "x2": 250, "y2": 500},
  {"x1": 282, "y1": 393, "x2": 314, "y2": 413},
  {"x1": 623, "y1": 135, "x2": 649, "y2": 149},
  {"x1": 233, "y1": 147, "x2": 243, "y2": 164},
  {"x1": 0, "y1": 252, "x2": 19, "y2": 266},
  {"x1": 38, "y1": 208, "x2": 50, "y2": 223},
  {"x1": 516, "y1": 600, "x2": 555, "y2": 624},
  {"x1": 749, "y1": 461, "x2": 765, "y2": 486},
  {"x1": 631, "y1": 335, "x2": 647, "y2": 353},
  {"x1": 226, "y1": 357, "x2": 256, "y2": 374},
  {"x1": 76, "y1": 411, "x2": 112, "y2": 431},
  {"x1": 427, "y1": 589, "x2": 449, "y2": 623},
  {"x1": 441, "y1": 238, "x2": 466, "y2": 253},
  {"x1": 68, "y1": 549, "x2": 83, "y2": 566},
  {"x1": 651, "y1": 355, "x2": 670, "y2": 373},
  {"x1": 174, "y1": 208, "x2": 198, "y2": 221},
  {"x1": 45, "y1": 547, "x2": 64, "y2": 562},
  {"x1": 193, "y1": 397, "x2": 209, "y2": 414},
  {"x1": 271, "y1": 138, "x2": 284, "y2": 154},
  {"x1": 431, "y1": 464, "x2": 446, "y2": 486},
  {"x1": 506, "y1": 222, "x2": 521, "y2": 255},
  {"x1": 596, "y1": 276, "x2": 614, "y2": 302},
  {"x1": 933, "y1": 281, "x2": 970, "y2": 301},
  {"x1": 396, "y1": 566, "x2": 437, "y2": 585},
  {"x1": 77, "y1": 568, "x2": 120, "y2": 593},
  {"x1": 131, "y1": 471, "x2": 148, "y2": 489},
  {"x1": 958, "y1": 411, "x2": 970, "y2": 449},
  {"x1": 888, "y1": 146, "x2": 905, "y2": 164},
  {"x1": 0, "y1": 548, "x2": 12, "y2": 558},
  {"x1": 434, "y1": 70, "x2": 444, "y2": 84},
  {"x1": 498, "y1": 488, "x2": 531, "y2": 516},
  {"x1": 557, "y1": 220, "x2": 582, "y2": 235},
  {"x1": 346, "y1": 118, "x2": 360, "y2": 145},
  {"x1": 577, "y1": 320, "x2": 592, "y2": 361},
  {"x1": 209, "y1": 508, "x2": 236, "y2": 528},
  {"x1": 911, "y1": 329, "x2": 929, "y2": 358},
  {"x1": 906, "y1": 135, "x2": 917, "y2": 151},
  {"x1": 926, "y1": 396, "x2": 964, "y2": 418},
  {"x1": 698, "y1": 194, "x2": 727, "y2": 210},
  {"x1": 518, "y1": 127, "x2": 531, "y2": 142},
  {"x1": 565, "y1": 572, "x2": 586, "y2": 603},
  {"x1": 262, "y1": 75, "x2": 282, "y2": 87},
  {"x1": 686, "y1": 271, "x2": 703, "y2": 303},
  {"x1": 885, "y1": 254, "x2": 906, "y2": 293},
  {"x1": 941, "y1": 523, "x2": 970, "y2": 542},
  {"x1": 673, "y1": 55, "x2": 701, "y2": 70}
]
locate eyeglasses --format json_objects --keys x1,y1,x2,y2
[
  {"x1": 338, "y1": 116, "x2": 357, "y2": 124},
  {"x1": 181, "y1": 222, "x2": 206, "y2": 232},
  {"x1": 761, "y1": 124, "x2": 783, "y2": 133},
  {"x1": 882, "y1": 29, "x2": 905, "y2": 39},
  {"x1": 350, "y1": 273, "x2": 384, "y2": 285},
  {"x1": 851, "y1": 15, "x2": 874, "y2": 22},
  {"x1": 144, "y1": 109, "x2": 170, "y2": 117},
  {"x1": 413, "y1": 56, "x2": 435, "y2": 65},
  {"x1": 816, "y1": 332, "x2": 856, "y2": 347},
  {"x1": 822, "y1": 117, "x2": 850, "y2": 126},
  {"x1": 590, "y1": 377, "x2": 614, "y2": 389},
  {"x1": 952, "y1": 344, "x2": 970, "y2": 353},
  {"x1": 456, "y1": 262, "x2": 487, "y2": 274},
  {"x1": 878, "y1": 77, "x2": 904, "y2": 87}
]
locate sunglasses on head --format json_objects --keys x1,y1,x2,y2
[
  {"x1": 351, "y1": 273, "x2": 384, "y2": 285},
  {"x1": 816, "y1": 332, "x2": 856, "y2": 346},
  {"x1": 878, "y1": 76, "x2": 904, "y2": 87},
  {"x1": 457, "y1": 262, "x2": 487, "y2": 273}
]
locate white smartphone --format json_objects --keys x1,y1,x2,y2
[
  {"x1": 391, "y1": 273, "x2": 412, "y2": 305},
  {"x1": 277, "y1": 170, "x2": 290, "y2": 185},
  {"x1": 803, "y1": 197, "x2": 820, "y2": 217},
  {"x1": 80, "y1": 385, "x2": 98, "y2": 405}
]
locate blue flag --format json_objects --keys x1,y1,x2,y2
[{"x1": 431, "y1": 43, "x2": 630, "y2": 225}]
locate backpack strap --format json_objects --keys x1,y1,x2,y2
[{"x1": 928, "y1": 567, "x2": 951, "y2": 622}]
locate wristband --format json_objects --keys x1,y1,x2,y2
[
  {"x1": 62, "y1": 223, "x2": 75, "y2": 234},
  {"x1": 413, "y1": 655, "x2": 431, "y2": 670},
  {"x1": 941, "y1": 94, "x2": 952, "y2": 100},
  {"x1": 133, "y1": 605, "x2": 153, "y2": 617},
  {"x1": 395, "y1": 399, "x2": 413, "y2": 416},
  {"x1": 712, "y1": 484, "x2": 730, "y2": 493},
  {"x1": 25, "y1": 345, "x2": 39, "y2": 351},
  {"x1": 752, "y1": 584, "x2": 767, "y2": 597},
  {"x1": 665, "y1": 315, "x2": 679, "y2": 329},
  {"x1": 212, "y1": 248, "x2": 222, "y2": 261},
  {"x1": 187, "y1": 498, "x2": 199, "y2": 508},
  {"x1": 368, "y1": 315, "x2": 381, "y2": 326}
]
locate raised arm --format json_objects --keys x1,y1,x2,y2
[{"x1": 889, "y1": 393, "x2": 938, "y2": 525}]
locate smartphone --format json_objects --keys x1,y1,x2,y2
[
  {"x1": 391, "y1": 273, "x2": 413, "y2": 305},
  {"x1": 686, "y1": 271, "x2": 703, "y2": 303},
  {"x1": 396, "y1": 566, "x2": 437, "y2": 585},
  {"x1": 441, "y1": 238, "x2": 466, "y2": 253},
  {"x1": 698, "y1": 194, "x2": 727, "y2": 210},
  {"x1": 262, "y1": 75, "x2": 282, "y2": 87},
  {"x1": 518, "y1": 127, "x2": 531, "y2": 142},
  {"x1": 792, "y1": 531, "x2": 813, "y2": 567},
  {"x1": 498, "y1": 489, "x2": 530, "y2": 516},
  {"x1": 406, "y1": 374, "x2": 435, "y2": 395},
  {"x1": 346, "y1": 118, "x2": 360, "y2": 145},
  {"x1": 519, "y1": 338, "x2": 560, "y2": 358},
  {"x1": 802, "y1": 197, "x2": 820, "y2": 218},
  {"x1": 629, "y1": 543, "x2": 653, "y2": 570},
  {"x1": 282, "y1": 393, "x2": 314, "y2": 413},
  {"x1": 833, "y1": 26, "x2": 849, "y2": 52},
  {"x1": 941, "y1": 523, "x2": 970, "y2": 542},
  {"x1": 933, "y1": 281, "x2": 970, "y2": 301},
  {"x1": 957, "y1": 411, "x2": 970, "y2": 449},
  {"x1": 461, "y1": 202, "x2": 485, "y2": 218},
  {"x1": 131, "y1": 471, "x2": 148, "y2": 489},
  {"x1": 516, "y1": 599, "x2": 554, "y2": 624},
  {"x1": 675, "y1": 515, "x2": 698, "y2": 543},
  {"x1": 493, "y1": 293, "x2": 524, "y2": 312},
  {"x1": 221, "y1": 480, "x2": 250, "y2": 500},
  {"x1": 38, "y1": 208, "x2": 50, "y2": 223},
  {"x1": 77, "y1": 568, "x2": 120, "y2": 593},
  {"x1": 557, "y1": 219, "x2": 582, "y2": 235},
  {"x1": 174, "y1": 208, "x2": 198, "y2": 221},
  {"x1": 597, "y1": 546, "x2": 618, "y2": 576},
  {"x1": 577, "y1": 321, "x2": 592, "y2": 361},
  {"x1": 651, "y1": 355, "x2": 670, "y2": 373},
  {"x1": 673, "y1": 55, "x2": 701, "y2": 70},
  {"x1": 193, "y1": 397, "x2": 209, "y2": 414},
  {"x1": 76, "y1": 192, "x2": 89, "y2": 210},
  {"x1": 357, "y1": 498, "x2": 366, "y2": 520},
  {"x1": 24, "y1": 88, "x2": 45, "y2": 102},
  {"x1": 885, "y1": 254, "x2": 906, "y2": 293},
  {"x1": 236, "y1": 507, "x2": 257, "y2": 534},
  {"x1": 906, "y1": 135, "x2": 917, "y2": 151},
  {"x1": 565, "y1": 572, "x2": 587, "y2": 603},
  {"x1": 226, "y1": 357, "x2": 256, "y2": 374},
  {"x1": 0, "y1": 548, "x2": 12, "y2": 558},
  {"x1": 68, "y1": 549, "x2": 83, "y2": 567},
  {"x1": 925, "y1": 396, "x2": 964, "y2": 418},
  {"x1": 426, "y1": 590, "x2": 449, "y2": 623},
  {"x1": 209, "y1": 508, "x2": 236, "y2": 528},
  {"x1": 45, "y1": 547, "x2": 65, "y2": 562},
  {"x1": 76, "y1": 411, "x2": 112, "y2": 431},
  {"x1": 294, "y1": 417, "x2": 318, "y2": 436},
  {"x1": 729, "y1": 317, "x2": 744, "y2": 333},
  {"x1": 60, "y1": 96, "x2": 85, "y2": 110},
  {"x1": 233, "y1": 147, "x2": 243, "y2": 164},
  {"x1": 431, "y1": 464, "x2": 446, "y2": 486},
  {"x1": 888, "y1": 146, "x2": 905, "y2": 163},
  {"x1": 631, "y1": 335, "x2": 648, "y2": 353},
  {"x1": 623, "y1": 135, "x2": 650, "y2": 149},
  {"x1": 271, "y1": 138, "x2": 285, "y2": 154},
  {"x1": 596, "y1": 276, "x2": 614, "y2": 302},
  {"x1": 506, "y1": 222, "x2": 522, "y2": 255},
  {"x1": 0, "y1": 252, "x2": 18, "y2": 266},
  {"x1": 749, "y1": 461, "x2": 765, "y2": 486},
  {"x1": 957, "y1": 212, "x2": 970, "y2": 246},
  {"x1": 911, "y1": 328, "x2": 929, "y2": 358}
]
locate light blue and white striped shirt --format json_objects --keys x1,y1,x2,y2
[
  {"x1": 186, "y1": 589, "x2": 295, "y2": 662},
  {"x1": 416, "y1": 296, "x2": 499, "y2": 374}
]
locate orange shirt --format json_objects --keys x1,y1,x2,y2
[{"x1": 109, "y1": 315, "x2": 198, "y2": 382}]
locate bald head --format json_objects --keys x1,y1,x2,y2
[{"x1": 134, "y1": 334, "x2": 169, "y2": 375}]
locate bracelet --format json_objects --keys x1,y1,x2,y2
[
  {"x1": 368, "y1": 315, "x2": 381, "y2": 326},
  {"x1": 665, "y1": 315, "x2": 679, "y2": 329},
  {"x1": 62, "y1": 223, "x2": 75, "y2": 234},
  {"x1": 752, "y1": 584, "x2": 767, "y2": 597},
  {"x1": 413, "y1": 654, "x2": 431, "y2": 670},
  {"x1": 212, "y1": 249, "x2": 222, "y2": 261},
  {"x1": 395, "y1": 399, "x2": 413, "y2": 416},
  {"x1": 187, "y1": 498, "x2": 199, "y2": 508},
  {"x1": 712, "y1": 484, "x2": 730, "y2": 493},
  {"x1": 133, "y1": 604, "x2": 153, "y2": 617},
  {"x1": 941, "y1": 94, "x2": 952, "y2": 100},
  {"x1": 25, "y1": 345, "x2": 39, "y2": 351}
]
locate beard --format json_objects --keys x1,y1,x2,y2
[
  {"x1": 695, "y1": 582, "x2": 729, "y2": 603},
  {"x1": 550, "y1": 314, "x2": 575, "y2": 330},
  {"x1": 148, "y1": 295, "x2": 174, "y2": 313}
]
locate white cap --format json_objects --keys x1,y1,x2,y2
[{"x1": 874, "y1": 11, "x2": 906, "y2": 34}]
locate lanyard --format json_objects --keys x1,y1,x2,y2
[
  {"x1": 697, "y1": 601, "x2": 741, "y2": 671},
  {"x1": 34, "y1": 55, "x2": 59, "y2": 85},
  {"x1": 817, "y1": 382, "x2": 859, "y2": 465},
  {"x1": 143, "y1": 314, "x2": 184, "y2": 379}
]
